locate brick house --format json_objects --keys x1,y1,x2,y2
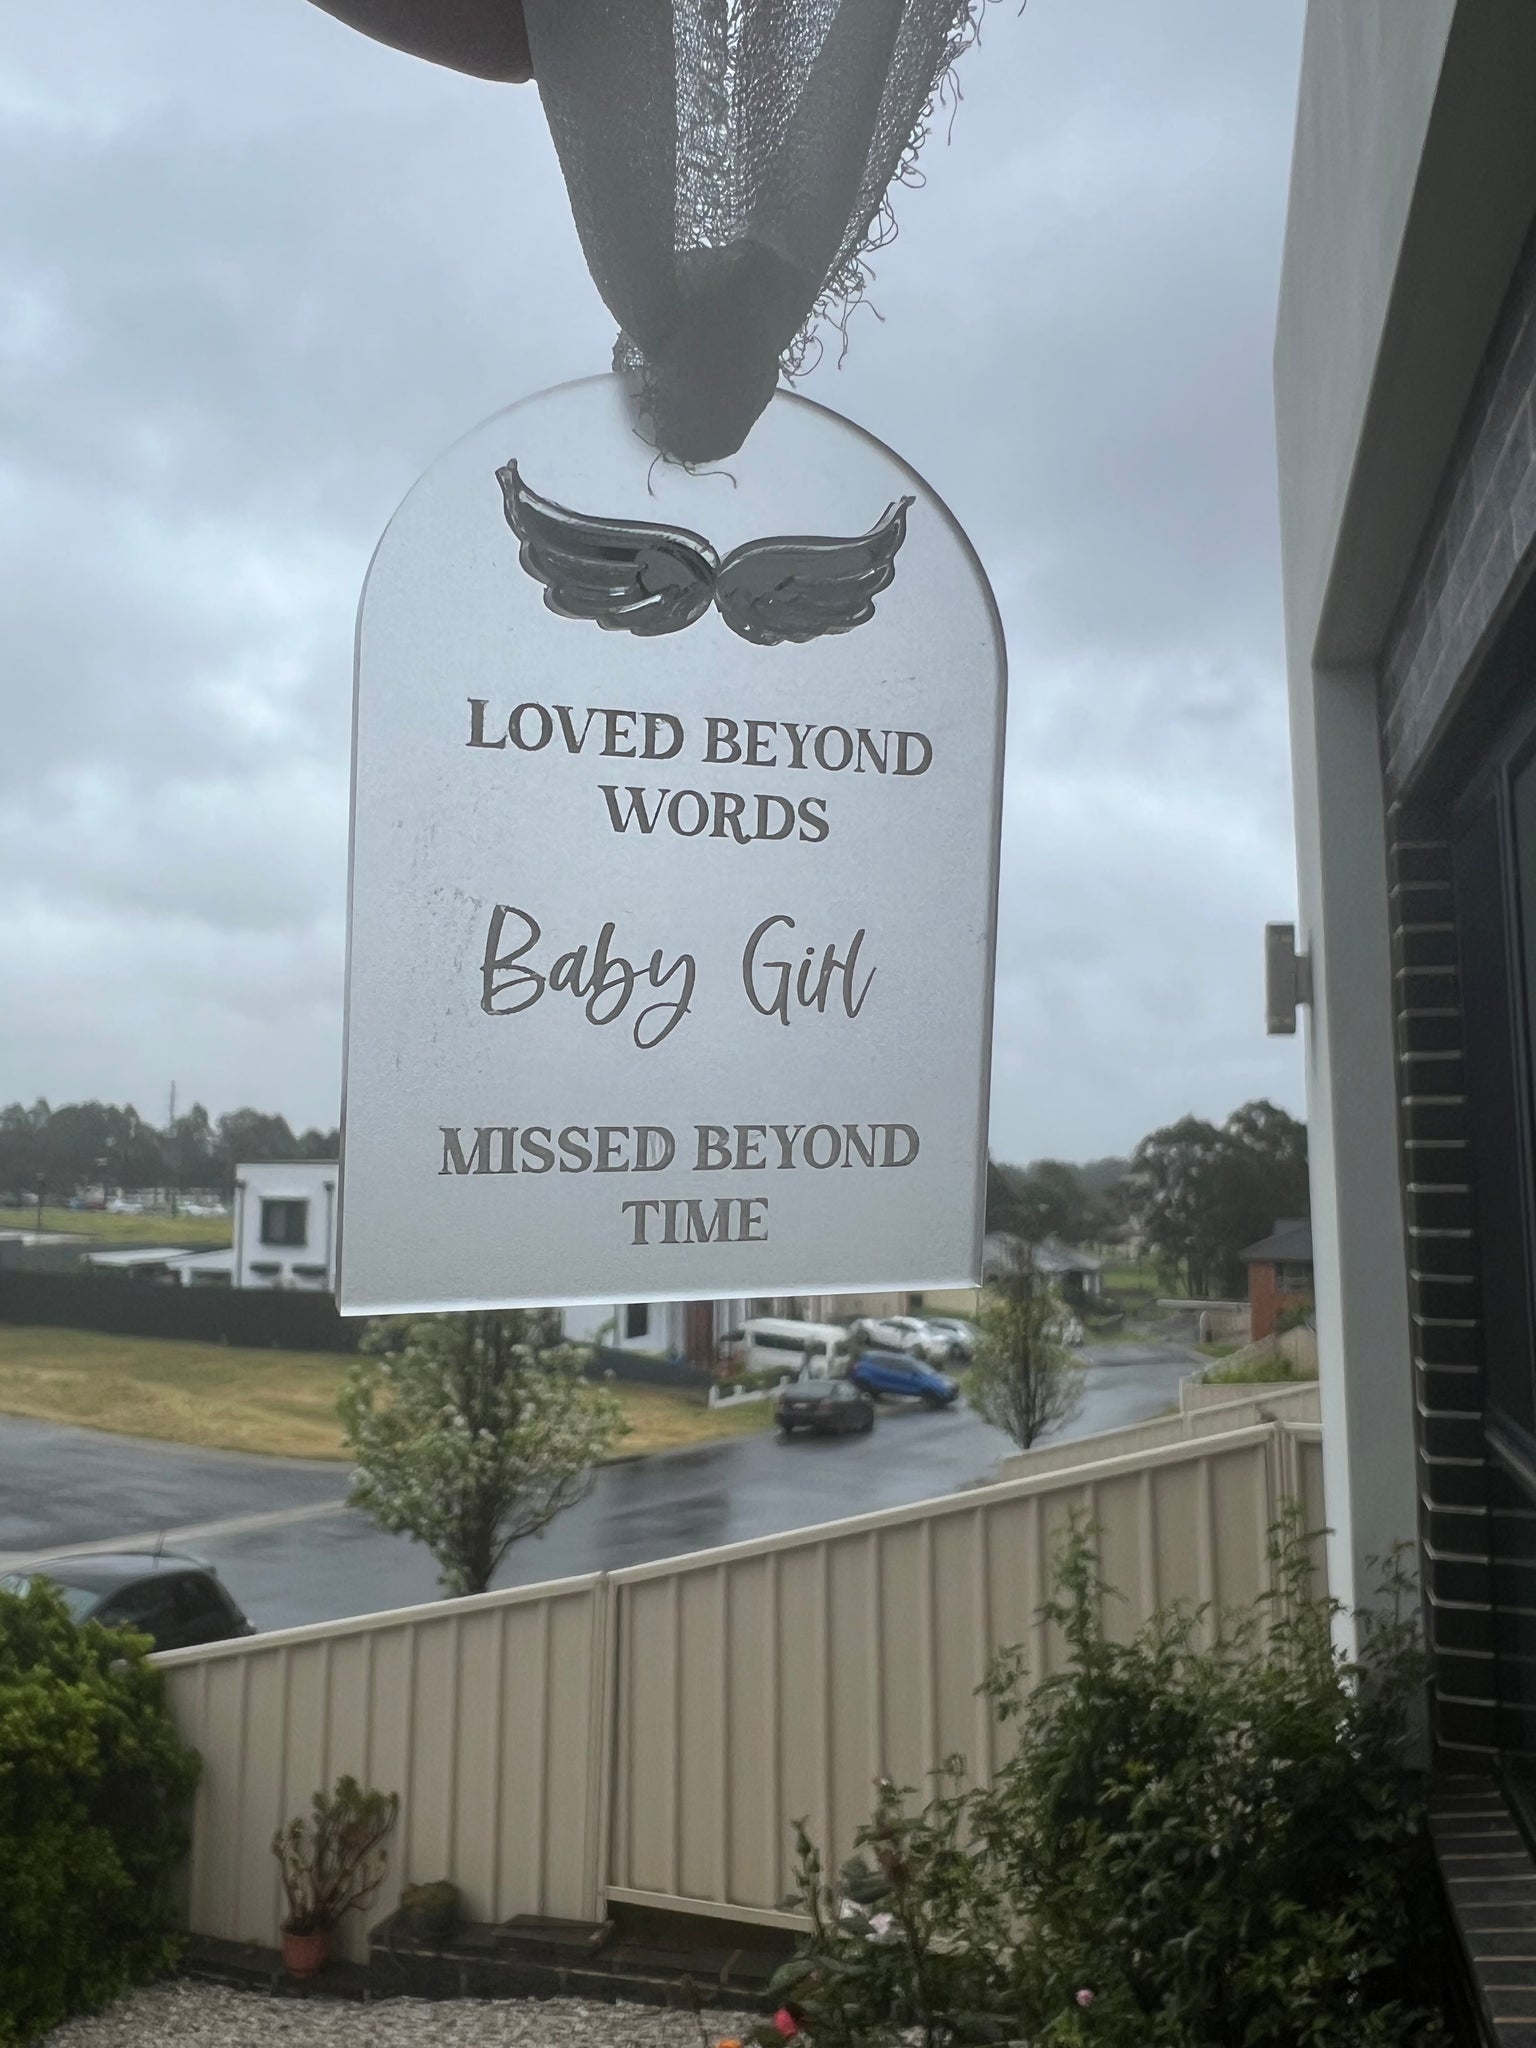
[{"x1": 1239, "y1": 1219, "x2": 1314, "y2": 1342}]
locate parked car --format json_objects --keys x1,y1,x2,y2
[
  {"x1": 917, "y1": 1315, "x2": 979, "y2": 1362},
  {"x1": 849, "y1": 1349, "x2": 961, "y2": 1408},
  {"x1": 0, "y1": 1551, "x2": 256, "y2": 1653},
  {"x1": 775, "y1": 1376, "x2": 876, "y2": 1437},
  {"x1": 850, "y1": 1314, "x2": 936, "y2": 1357},
  {"x1": 722, "y1": 1317, "x2": 850, "y2": 1379}
]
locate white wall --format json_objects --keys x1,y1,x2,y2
[
  {"x1": 563, "y1": 1295, "x2": 833, "y2": 1359},
  {"x1": 1274, "y1": 0, "x2": 1536, "y2": 1627},
  {"x1": 562, "y1": 1298, "x2": 686, "y2": 1354},
  {"x1": 1275, "y1": 3, "x2": 1451, "y2": 1629},
  {"x1": 1274, "y1": 1, "x2": 1456, "y2": 663},
  {"x1": 232, "y1": 1161, "x2": 338, "y2": 1290}
]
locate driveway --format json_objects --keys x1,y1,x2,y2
[{"x1": 0, "y1": 1341, "x2": 1196, "y2": 1631}]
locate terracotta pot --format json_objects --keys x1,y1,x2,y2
[{"x1": 281, "y1": 1927, "x2": 331, "y2": 1979}]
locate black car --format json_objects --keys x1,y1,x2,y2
[
  {"x1": 775, "y1": 1376, "x2": 876, "y2": 1437},
  {"x1": 0, "y1": 1550, "x2": 256, "y2": 1653}
]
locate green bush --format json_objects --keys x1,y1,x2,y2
[
  {"x1": 772, "y1": 1513, "x2": 1448, "y2": 2048},
  {"x1": 0, "y1": 1583, "x2": 201, "y2": 2044},
  {"x1": 1276, "y1": 1301, "x2": 1315, "y2": 1336},
  {"x1": 1204, "y1": 1355, "x2": 1317, "y2": 1387}
]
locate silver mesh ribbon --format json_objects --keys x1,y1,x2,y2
[{"x1": 522, "y1": 0, "x2": 982, "y2": 462}]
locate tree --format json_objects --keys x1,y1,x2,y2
[
  {"x1": 0, "y1": 1101, "x2": 49, "y2": 1200},
  {"x1": 1211, "y1": 1099, "x2": 1309, "y2": 1290},
  {"x1": 0, "y1": 1097, "x2": 344, "y2": 1205},
  {"x1": 1021, "y1": 1159, "x2": 1091, "y2": 1242},
  {"x1": 1129, "y1": 1114, "x2": 1225, "y2": 1295},
  {"x1": 213, "y1": 1108, "x2": 298, "y2": 1187},
  {"x1": 1076, "y1": 1155, "x2": 1134, "y2": 1240},
  {"x1": 164, "y1": 1104, "x2": 216, "y2": 1190},
  {"x1": 340, "y1": 1311, "x2": 626, "y2": 1597},
  {"x1": 1132, "y1": 1101, "x2": 1309, "y2": 1297},
  {"x1": 985, "y1": 1156, "x2": 1024, "y2": 1236},
  {"x1": 986, "y1": 1158, "x2": 1093, "y2": 1245},
  {"x1": 968, "y1": 1237, "x2": 1086, "y2": 1451}
]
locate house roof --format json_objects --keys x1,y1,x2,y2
[
  {"x1": 82, "y1": 1246, "x2": 195, "y2": 1269},
  {"x1": 1241, "y1": 1218, "x2": 1313, "y2": 1265},
  {"x1": 1031, "y1": 1238, "x2": 1103, "y2": 1276},
  {"x1": 981, "y1": 1234, "x2": 1103, "y2": 1276}
]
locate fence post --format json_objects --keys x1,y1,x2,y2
[{"x1": 582, "y1": 1574, "x2": 619, "y2": 1923}]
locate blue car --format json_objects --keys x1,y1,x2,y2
[{"x1": 848, "y1": 1349, "x2": 960, "y2": 1408}]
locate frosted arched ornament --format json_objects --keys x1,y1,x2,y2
[{"x1": 338, "y1": 376, "x2": 1006, "y2": 1314}]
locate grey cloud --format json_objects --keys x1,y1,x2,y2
[{"x1": 2, "y1": 0, "x2": 1308, "y2": 1158}]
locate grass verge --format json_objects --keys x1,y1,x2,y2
[
  {"x1": 0, "y1": 1207, "x2": 232, "y2": 1246},
  {"x1": 1203, "y1": 1357, "x2": 1319, "y2": 1388},
  {"x1": 1099, "y1": 1262, "x2": 1165, "y2": 1298},
  {"x1": 0, "y1": 1326, "x2": 773, "y2": 1461}
]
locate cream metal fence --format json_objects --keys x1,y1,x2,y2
[
  {"x1": 160, "y1": 1573, "x2": 613, "y2": 1959},
  {"x1": 158, "y1": 1411, "x2": 1327, "y2": 1951},
  {"x1": 1185, "y1": 1325, "x2": 1319, "y2": 1393},
  {"x1": 997, "y1": 1379, "x2": 1320, "y2": 1481},
  {"x1": 1196, "y1": 1305, "x2": 1252, "y2": 1346}
]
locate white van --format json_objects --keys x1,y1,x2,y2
[{"x1": 723, "y1": 1317, "x2": 850, "y2": 1379}]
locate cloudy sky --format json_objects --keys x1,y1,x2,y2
[{"x1": 2, "y1": 0, "x2": 1306, "y2": 1165}]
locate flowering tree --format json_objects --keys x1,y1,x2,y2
[
  {"x1": 341, "y1": 1311, "x2": 624, "y2": 1597},
  {"x1": 967, "y1": 1237, "x2": 1085, "y2": 1451}
]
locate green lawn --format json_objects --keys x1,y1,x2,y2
[
  {"x1": 1099, "y1": 1262, "x2": 1166, "y2": 1303},
  {"x1": 0, "y1": 1326, "x2": 772, "y2": 1461},
  {"x1": 0, "y1": 1207, "x2": 232, "y2": 1247}
]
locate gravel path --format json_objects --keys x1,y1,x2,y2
[{"x1": 48, "y1": 1985, "x2": 760, "y2": 2048}]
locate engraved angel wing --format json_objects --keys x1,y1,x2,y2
[
  {"x1": 711, "y1": 496, "x2": 916, "y2": 647},
  {"x1": 496, "y1": 460, "x2": 720, "y2": 637}
]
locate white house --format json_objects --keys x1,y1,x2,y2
[
  {"x1": 229, "y1": 1160, "x2": 337, "y2": 1289},
  {"x1": 565, "y1": 1293, "x2": 855, "y2": 1365},
  {"x1": 561, "y1": 1295, "x2": 764, "y2": 1364},
  {"x1": 159, "y1": 1160, "x2": 339, "y2": 1291}
]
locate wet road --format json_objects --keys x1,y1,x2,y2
[{"x1": 0, "y1": 1342, "x2": 1196, "y2": 1631}]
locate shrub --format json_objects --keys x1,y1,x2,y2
[
  {"x1": 272, "y1": 1775, "x2": 399, "y2": 1936},
  {"x1": 773, "y1": 1513, "x2": 1449, "y2": 2048},
  {"x1": 0, "y1": 1583, "x2": 201, "y2": 2045},
  {"x1": 1204, "y1": 1354, "x2": 1317, "y2": 1387},
  {"x1": 968, "y1": 1251, "x2": 1085, "y2": 1451}
]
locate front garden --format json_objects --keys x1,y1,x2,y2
[{"x1": 3, "y1": 1515, "x2": 1450, "y2": 2046}]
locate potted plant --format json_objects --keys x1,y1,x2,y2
[{"x1": 271, "y1": 1774, "x2": 400, "y2": 1977}]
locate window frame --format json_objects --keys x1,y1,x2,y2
[
  {"x1": 259, "y1": 1198, "x2": 309, "y2": 1248},
  {"x1": 1452, "y1": 685, "x2": 1536, "y2": 1461}
]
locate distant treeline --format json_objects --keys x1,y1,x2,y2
[
  {"x1": 988, "y1": 1098, "x2": 1310, "y2": 1301},
  {"x1": 0, "y1": 1100, "x2": 339, "y2": 1201},
  {"x1": 984, "y1": 1154, "x2": 1135, "y2": 1246}
]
